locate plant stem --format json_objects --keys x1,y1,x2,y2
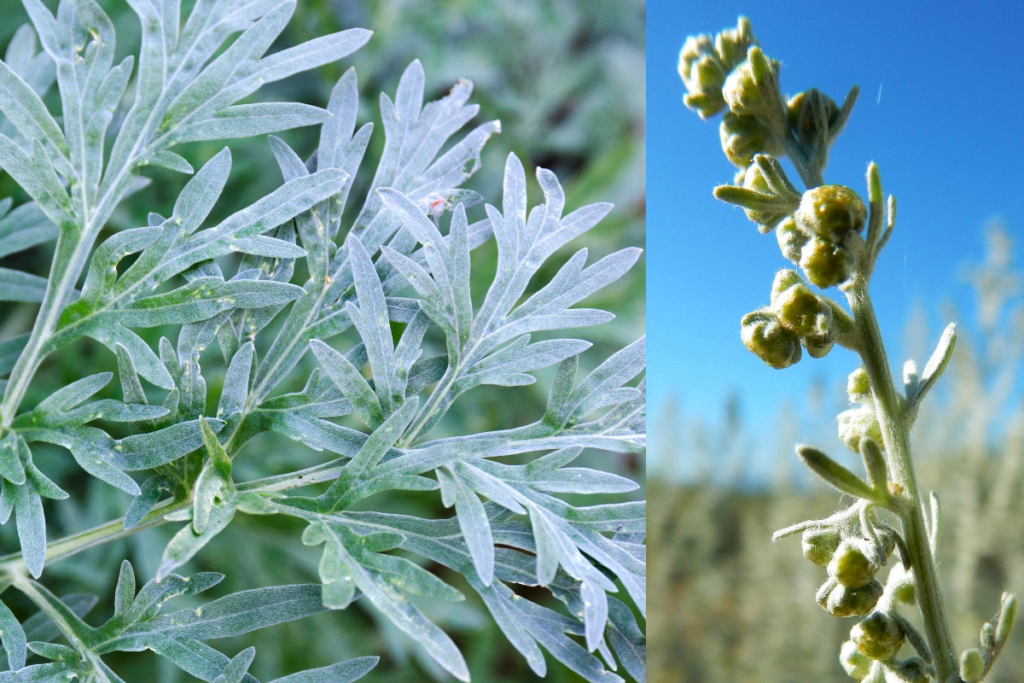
[
  {"x1": 845, "y1": 281, "x2": 958, "y2": 681},
  {"x1": 0, "y1": 459, "x2": 347, "y2": 580}
]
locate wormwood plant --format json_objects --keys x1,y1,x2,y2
[
  {"x1": 0, "y1": 1, "x2": 647, "y2": 681},
  {"x1": 681, "y1": 17, "x2": 1014, "y2": 683}
]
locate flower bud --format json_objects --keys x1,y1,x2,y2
[
  {"x1": 838, "y1": 406, "x2": 883, "y2": 453},
  {"x1": 803, "y1": 333, "x2": 835, "y2": 359},
  {"x1": 960, "y1": 649, "x2": 984, "y2": 682},
  {"x1": 714, "y1": 17, "x2": 756, "y2": 70},
  {"x1": 829, "y1": 539, "x2": 877, "y2": 588},
  {"x1": 840, "y1": 640, "x2": 872, "y2": 680},
  {"x1": 679, "y1": 34, "x2": 727, "y2": 118},
  {"x1": 777, "y1": 216, "x2": 809, "y2": 263},
  {"x1": 722, "y1": 47, "x2": 780, "y2": 119},
  {"x1": 741, "y1": 310, "x2": 802, "y2": 369},
  {"x1": 799, "y1": 235, "x2": 854, "y2": 288},
  {"x1": 787, "y1": 89, "x2": 840, "y2": 157},
  {"x1": 802, "y1": 527, "x2": 841, "y2": 567},
  {"x1": 720, "y1": 113, "x2": 775, "y2": 167},
  {"x1": 795, "y1": 185, "x2": 868, "y2": 242},
  {"x1": 851, "y1": 612, "x2": 905, "y2": 660},
  {"x1": 848, "y1": 367, "x2": 871, "y2": 402},
  {"x1": 824, "y1": 580, "x2": 884, "y2": 617},
  {"x1": 770, "y1": 269, "x2": 803, "y2": 305},
  {"x1": 773, "y1": 283, "x2": 832, "y2": 337}
]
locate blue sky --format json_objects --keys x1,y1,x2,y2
[{"x1": 648, "y1": 1, "x2": 1024, "y2": 475}]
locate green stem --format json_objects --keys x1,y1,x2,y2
[
  {"x1": 0, "y1": 459, "x2": 347, "y2": 579},
  {"x1": 845, "y1": 281, "x2": 958, "y2": 681}
]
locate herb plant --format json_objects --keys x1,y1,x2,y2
[
  {"x1": 0, "y1": 1, "x2": 647, "y2": 681},
  {"x1": 680, "y1": 17, "x2": 1014, "y2": 683}
]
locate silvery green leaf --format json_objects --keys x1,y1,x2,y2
[
  {"x1": 310, "y1": 340, "x2": 383, "y2": 429},
  {"x1": 0, "y1": 200, "x2": 57, "y2": 260},
  {"x1": 20, "y1": 427, "x2": 140, "y2": 495},
  {"x1": 218, "y1": 342, "x2": 254, "y2": 418},
  {"x1": 302, "y1": 522, "x2": 356, "y2": 609},
  {"x1": 157, "y1": 498, "x2": 237, "y2": 580},
  {"x1": 436, "y1": 466, "x2": 494, "y2": 585},
  {"x1": 113, "y1": 559, "x2": 135, "y2": 618},
  {"x1": 25, "y1": 641, "x2": 77, "y2": 662},
  {"x1": 268, "y1": 656, "x2": 378, "y2": 683},
  {"x1": 168, "y1": 103, "x2": 332, "y2": 145},
  {"x1": 114, "y1": 583, "x2": 327, "y2": 643},
  {"x1": 552, "y1": 337, "x2": 646, "y2": 429},
  {"x1": 0, "y1": 57, "x2": 67, "y2": 162},
  {"x1": 14, "y1": 478, "x2": 46, "y2": 577},
  {"x1": 346, "y1": 235, "x2": 398, "y2": 414},
  {"x1": 0, "y1": 597, "x2": 27, "y2": 670},
  {"x1": 0, "y1": 266, "x2": 47, "y2": 301},
  {"x1": 32, "y1": 372, "x2": 111, "y2": 417},
  {"x1": 0, "y1": 134, "x2": 73, "y2": 231},
  {"x1": 114, "y1": 343, "x2": 147, "y2": 407},
  {"x1": 212, "y1": 646, "x2": 255, "y2": 683},
  {"x1": 175, "y1": 148, "x2": 232, "y2": 234},
  {"x1": 337, "y1": 545, "x2": 468, "y2": 682},
  {"x1": 146, "y1": 150, "x2": 195, "y2": 174},
  {"x1": 359, "y1": 552, "x2": 464, "y2": 603},
  {"x1": 192, "y1": 417, "x2": 233, "y2": 534},
  {"x1": 4, "y1": 25, "x2": 55, "y2": 97},
  {"x1": 111, "y1": 418, "x2": 225, "y2": 470},
  {"x1": 121, "y1": 278, "x2": 304, "y2": 327}
]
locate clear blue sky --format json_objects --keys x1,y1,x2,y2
[{"x1": 648, "y1": 1, "x2": 1024, "y2": 473}]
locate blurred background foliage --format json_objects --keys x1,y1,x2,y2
[
  {"x1": 651, "y1": 223, "x2": 1024, "y2": 683},
  {"x1": 0, "y1": 0, "x2": 646, "y2": 681}
]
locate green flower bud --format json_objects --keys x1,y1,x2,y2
[
  {"x1": 803, "y1": 332, "x2": 835, "y2": 359},
  {"x1": 838, "y1": 406, "x2": 883, "y2": 453},
  {"x1": 889, "y1": 565, "x2": 917, "y2": 605},
  {"x1": 795, "y1": 185, "x2": 868, "y2": 242},
  {"x1": 959, "y1": 648, "x2": 984, "y2": 682},
  {"x1": 851, "y1": 612, "x2": 905, "y2": 660},
  {"x1": 777, "y1": 215, "x2": 809, "y2": 263},
  {"x1": 802, "y1": 527, "x2": 841, "y2": 567},
  {"x1": 741, "y1": 310, "x2": 802, "y2": 369},
  {"x1": 829, "y1": 539, "x2": 877, "y2": 588},
  {"x1": 714, "y1": 17, "x2": 756, "y2": 70},
  {"x1": 774, "y1": 283, "x2": 832, "y2": 337},
  {"x1": 722, "y1": 47, "x2": 781, "y2": 119},
  {"x1": 840, "y1": 640, "x2": 872, "y2": 680},
  {"x1": 679, "y1": 34, "x2": 727, "y2": 119},
  {"x1": 787, "y1": 88, "x2": 841, "y2": 158},
  {"x1": 770, "y1": 269, "x2": 803, "y2": 305},
  {"x1": 848, "y1": 367, "x2": 871, "y2": 402},
  {"x1": 824, "y1": 580, "x2": 884, "y2": 617},
  {"x1": 799, "y1": 235, "x2": 854, "y2": 288},
  {"x1": 720, "y1": 113, "x2": 774, "y2": 167}
]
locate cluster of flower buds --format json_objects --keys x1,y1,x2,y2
[
  {"x1": 839, "y1": 368, "x2": 884, "y2": 453},
  {"x1": 678, "y1": 17, "x2": 756, "y2": 119},
  {"x1": 804, "y1": 529, "x2": 896, "y2": 618},
  {"x1": 740, "y1": 268, "x2": 839, "y2": 368},
  {"x1": 786, "y1": 184, "x2": 868, "y2": 288}
]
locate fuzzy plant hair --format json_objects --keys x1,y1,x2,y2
[
  {"x1": 0, "y1": 1, "x2": 647, "y2": 682},
  {"x1": 681, "y1": 16, "x2": 1014, "y2": 683}
]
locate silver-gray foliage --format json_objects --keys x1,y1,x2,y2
[{"x1": 0, "y1": 1, "x2": 645, "y2": 682}]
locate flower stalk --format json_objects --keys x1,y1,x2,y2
[{"x1": 682, "y1": 16, "x2": 1016, "y2": 682}]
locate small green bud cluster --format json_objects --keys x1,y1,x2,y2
[
  {"x1": 678, "y1": 17, "x2": 756, "y2": 119},
  {"x1": 803, "y1": 528, "x2": 897, "y2": 619},
  {"x1": 741, "y1": 269, "x2": 840, "y2": 368},
  {"x1": 781, "y1": 184, "x2": 868, "y2": 288},
  {"x1": 851, "y1": 611, "x2": 905, "y2": 660}
]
